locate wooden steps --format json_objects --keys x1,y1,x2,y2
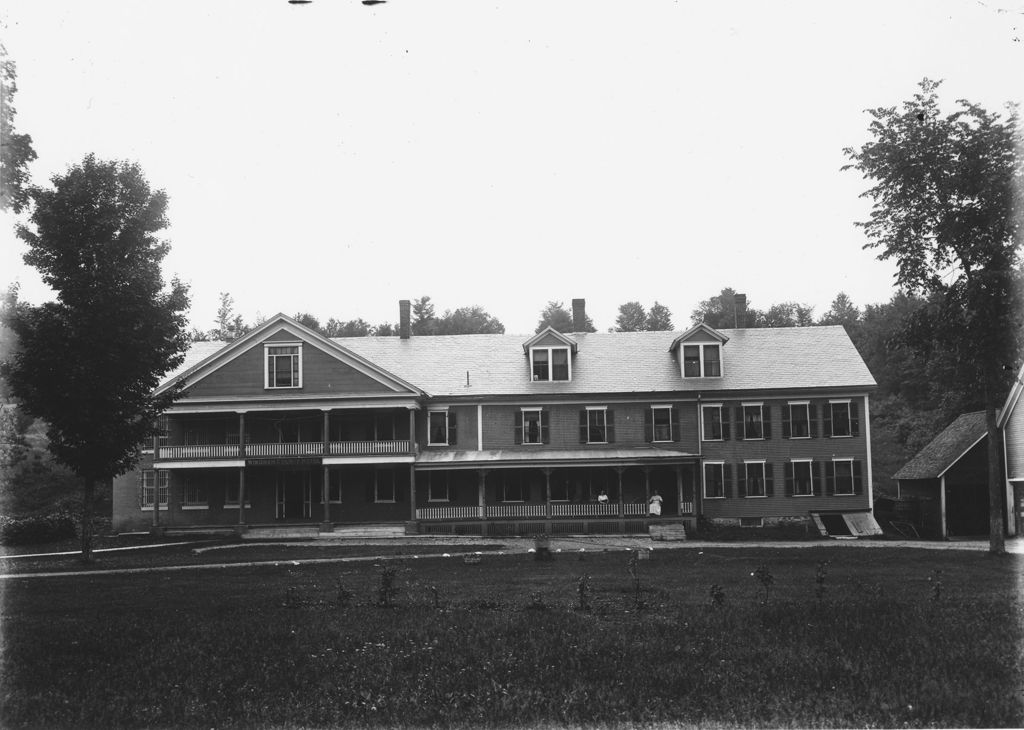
[{"x1": 649, "y1": 522, "x2": 687, "y2": 541}]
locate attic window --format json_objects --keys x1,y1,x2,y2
[
  {"x1": 682, "y1": 344, "x2": 722, "y2": 378},
  {"x1": 531, "y1": 347, "x2": 571, "y2": 381},
  {"x1": 265, "y1": 343, "x2": 302, "y2": 389}
]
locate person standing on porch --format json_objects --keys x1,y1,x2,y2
[
  {"x1": 597, "y1": 489, "x2": 609, "y2": 504},
  {"x1": 648, "y1": 491, "x2": 662, "y2": 516}
]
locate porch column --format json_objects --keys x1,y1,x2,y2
[
  {"x1": 322, "y1": 466, "x2": 331, "y2": 525},
  {"x1": 616, "y1": 467, "x2": 625, "y2": 519},
  {"x1": 643, "y1": 467, "x2": 652, "y2": 509},
  {"x1": 323, "y1": 410, "x2": 330, "y2": 456},
  {"x1": 940, "y1": 474, "x2": 947, "y2": 539},
  {"x1": 675, "y1": 465, "x2": 685, "y2": 516},
  {"x1": 151, "y1": 431, "x2": 160, "y2": 528},
  {"x1": 477, "y1": 469, "x2": 488, "y2": 520},
  {"x1": 409, "y1": 465, "x2": 417, "y2": 521},
  {"x1": 238, "y1": 468, "x2": 246, "y2": 526},
  {"x1": 543, "y1": 468, "x2": 552, "y2": 520},
  {"x1": 238, "y1": 412, "x2": 246, "y2": 457},
  {"x1": 409, "y1": 409, "x2": 417, "y2": 454}
]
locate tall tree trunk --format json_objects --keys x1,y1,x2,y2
[
  {"x1": 80, "y1": 478, "x2": 95, "y2": 563},
  {"x1": 986, "y1": 406, "x2": 1005, "y2": 555}
]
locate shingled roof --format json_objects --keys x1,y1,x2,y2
[
  {"x1": 333, "y1": 325, "x2": 875, "y2": 397},
  {"x1": 893, "y1": 411, "x2": 991, "y2": 480}
]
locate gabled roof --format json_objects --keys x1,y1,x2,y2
[
  {"x1": 521, "y1": 327, "x2": 578, "y2": 354},
  {"x1": 668, "y1": 323, "x2": 730, "y2": 352},
  {"x1": 157, "y1": 313, "x2": 423, "y2": 396},
  {"x1": 997, "y1": 362, "x2": 1024, "y2": 429},
  {"x1": 893, "y1": 411, "x2": 991, "y2": 481},
  {"x1": 334, "y1": 325, "x2": 875, "y2": 397}
]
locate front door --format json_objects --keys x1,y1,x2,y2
[{"x1": 276, "y1": 471, "x2": 312, "y2": 520}]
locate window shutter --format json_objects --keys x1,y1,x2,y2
[
  {"x1": 765, "y1": 463, "x2": 774, "y2": 497},
  {"x1": 722, "y1": 409, "x2": 731, "y2": 440},
  {"x1": 851, "y1": 402, "x2": 860, "y2": 437},
  {"x1": 763, "y1": 405, "x2": 772, "y2": 440},
  {"x1": 723, "y1": 463, "x2": 732, "y2": 498},
  {"x1": 782, "y1": 405, "x2": 791, "y2": 439},
  {"x1": 672, "y1": 407, "x2": 681, "y2": 442},
  {"x1": 541, "y1": 410, "x2": 550, "y2": 444},
  {"x1": 853, "y1": 460, "x2": 863, "y2": 494},
  {"x1": 825, "y1": 461, "x2": 835, "y2": 496},
  {"x1": 808, "y1": 404, "x2": 817, "y2": 439},
  {"x1": 644, "y1": 408, "x2": 653, "y2": 443},
  {"x1": 606, "y1": 410, "x2": 616, "y2": 443},
  {"x1": 824, "y1": 404, "x2": 833, "y2": 438},
  {"x1": 784, "y1": 462, "x2": 794, "y2": 497},
  {"x1": 736, "y1": 407, "x2": 745, "y2": 440},
  {"x1": 514, "y1": 414, "x2": 523, "y2": 445},
  {"x1": 738, "y1": 463, "x2": 747, "y2": 498},
  {"x1": 579, "y1": 410, "x2": 588, "y2": 444},
  {"x1": 448, "y1": 411, "x2": 457, "y2": 446},
  {"x1": 813, "y1": 461, "x2": 822, "y2": 496}
]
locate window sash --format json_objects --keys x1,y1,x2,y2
[
  {"x1": 683, "y1": 345, "x2": 701, "y2": 377},
  {"x1": 266, "y1": 345, "x2": 300, "y2": 388},
  {"x1": 743, "y1": 405, "x2": 764, "y2": 439},
  {"x1": 183, "y1": 479, "x2": 206, "y2": 506},
  {"x1": 704, "y1": 463, "x2": 725, "y2": 499},
  {"x1": 702, "y1": 406, "x2": 723, "y2": 440},
  {"x1": 551, "y1": 349, "x2": 569, "y2": 381},
  {"x1": 428, "y1": 472, "x2": 450, "y2": 502},
  {"x1": 428, "y1": 411, "x2": 448, "y2": 445},
  {"x1": 703, "y1": 345, "x2": 721, "y2": 377},
  {"x1": 531, "y1": 349, "x2": 550, "y2": 381},
  {"x1": 531, "y1": 347, "x2": 570, "y2": 381},
  {"x1": 790, "y1": 403, "x2": 810, "y2": 438},
  {"x1": 141, "y1": 471, "x2": 169, "y2": 507},
  {"x1": 587, "y1": 409, "x2": 607, "y2": 443},
  {"x1": 745, "y1": 462, "x2": 766, "y2": 497},
  {"x1": 793, "y1": 461, "x2": 813, "y2": 496},
  {"x1": 523, "y1": 409, "x2": 543, "y2": 444},
  {"x1": 375, "y1": 470, "x2": 396, "y2": 503},
  {"x1": 831, "y1": 402, "x2": 852, "y2": 437},
  {"x1": 834, "y1": 460, "x2": 855, "y2": 495},
  {"x1": 652, "y1": 407, "x2": 673, "y2": 442}
]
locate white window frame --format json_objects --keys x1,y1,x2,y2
[
  {"x1": 701, "y1": 403, "x2": 724, "y2": 441},
  {"x1": 529, "y1": 346, "x2": 572, "y2": 382},
  {"x1": 703, "y1": 461, "x2": 725, "y2": 500},
  {"x1": 682, "y1": 343, "x2": 723, "y2": 378},
  {"x1": 830, "y1": 399, "x2": 853, "y2": 438},
  {"x1": 427, "y1": 409, "x2": 450, "y2": 446},
  {"x1": 788, "y1": 401, "x2": 811, "y2": 439},
  {"x1": 651, "y1": 405, "x2": 674, "y2": 443},
  {"x1": 744, "y1": 460, "x2": 767, "y2": 498},
  {"x1": 586, "y1": 406, "x2": 608, "y2": 444},
  {"x1": 428, "y1": 472, "x2": 450, "y2": 503},
  {"x1": 833, "y1": 458, "x2": 856, "y2": 496},
  {"x1": 522, "y1": 407, "x2": 544, "y2": 445},
  {"x1": 264, "y1": 342, "x2": 303, "y2": 389},
  {"x1": 791, "y1": 459, "x2": 814, "y2": 497},
  {"x1": 501, "y1": 475, "x2": 527, "y2": 503},
  {"x1": 742, "y1": 402, "x2": 765, "y2": 440},
  {"x1": 141, "y1": 470, "x2": 169, "y2": 511},
  {"x1": 182, "y1": 476, "x2": 208, "y2": 510},
  {"x1": 374, "y1": 469, "x2": 396, "y2": 503}
]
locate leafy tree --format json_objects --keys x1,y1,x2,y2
[
  {"x1": 211, "y1": 292, "x2": 249, "y2": 341},
  {"x1": 373, "y1": 322, "x2": 397, "y2": 336},
  {"x1": 0, "y1": 44, "x2": 37, "y2": 213},
  {"x1": 411, "y1": 296, "x2": 438, "y2": 336},
  {"x1": 646, "y1": 301, "x2": 673, "y2": 331},
  {"x1": 690, "y1": 288, "x2": 760, "y2": 328},
  {"x1": 292, "y1": 312, "x2": 322, "y2": 334},
  {"x1": 844, "y1": 78, "x2": 1023, "y2": 553},
  {"x1": 324, "y1": 317, "x2": 373, "y2": 337},
  {"x1": 818, "y1": 292, "x2": 861, "y2": 335},
  {"x1": 614, "y1": 302, "x2": 648, "y2": 332},
  {"x1": 762, "y1": 301, "x2": 815, "y2": 327},
  {"x1": 535, "y1": 301, "x2": 595, "y2": 333},
  {"x1": 1, "y1": 155, "x2": 191, "y2": 560},
  {"x1": 435, "y1": 306, "x2": 505, "y2": 335}
]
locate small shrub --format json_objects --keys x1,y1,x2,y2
[
  {"x1": 377, "y1": 565, "x2": 398, "y2": 608},
  {"x1": 576, "y1": 574, "x2": 591, "y2": 611},
  {"x1": 752, "y1": 563, "x2": 774, "y2": 604},
  {"x1": 0, "y1": 510, "x2": 78, "y2": 546},
  {"x1": 709, "y1": 583, "x2": 725, "y2": 607}
]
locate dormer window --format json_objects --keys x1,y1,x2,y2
[
  {"x1": 682, "y1": 343, "x2": 721, "y2": 378},
  {"x1": 265, "y1": 343, "x2": 302, "y2": 389},
  {"x1": 530, "y1": 347, "x2": 571, "y2": 381}
]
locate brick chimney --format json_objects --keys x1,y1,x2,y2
[
  {"x1": 399, "y1": 299, "x2": 411, "y2": 339},
  {"x1": 734, "y1": 293, "x2": 747, "y2": 328},
  {"x1": 572, "y1": 298, "x2": 586, "y2": 332}
]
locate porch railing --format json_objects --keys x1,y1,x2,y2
[
  {"x1": 245, "y1": 442, "x2": 324, "y2": 457},
  {"x1": 416, "y1": 505, "x2": 485, "y2": 520},
  {"x1": 157, "y1": 444, "x2": 240, "y2": 460},
  {"x1": 329, "y1": 440, "x2": 412, "y2": 456}
]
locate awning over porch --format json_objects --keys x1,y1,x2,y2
[{"x1": 414, "y1": 447, "x2": 697, "y2": 470}]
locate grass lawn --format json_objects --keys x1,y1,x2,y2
[{"x1": 1, "y1": 545, "x2": 1022, "y2": 728}]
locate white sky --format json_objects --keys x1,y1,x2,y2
[{"x1": 1, "y1": 0, "x2": 1022, "y2": 334}]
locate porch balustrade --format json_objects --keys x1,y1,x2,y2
[
  {"x1": 157, "y1": 439, "x2": 414, "y2": 461},
  {"x1": 415, "y1": 505, "x2": 485, "y2": 520},
  {"x1": 329, "y1": 440, "x2": 412, "y2": 456},
  {"x1": 485, "y1": 504, "x2": 547, "y2": 518},
  {"x1": 157, "y1": 444, "x2": 240, "y2": 460},
  {"x1": 246, "y1": 441, "x2": 325, "y2": 457}
]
